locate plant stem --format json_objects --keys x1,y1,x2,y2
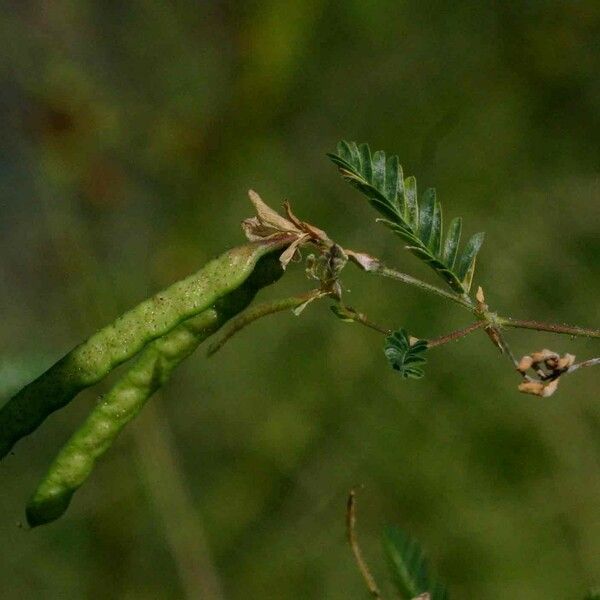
[
  {"x1": 499, "y1": 318, "x2": 600, "y2": 339},
  {"x1": 567, "y1": 357, "x2": 600, "y2": 374},
  {"x1": 426, "y1": 321, "x2": 485, "y2": 348},
  {"x1": 332, "y1": 304, "x2": 391, "y2": 335},
  {"x1": 346, "y1": 490, "x2": 383, "y2": 599},
  {"x1": 206, "y1": 290, "x2": 322, "y2": 356},
  {"x1": 333, "y1": 302, "x2": 486, "y2": 350},
  {"x1": 346, "y1": 249, "x2": 599, "y2": 341},
  {"x1": 369, "y1": 265, "x2": 474, "y2": 311},
  {"x1": 485, "y1": 325, "x2": 522, "y2": 370}
]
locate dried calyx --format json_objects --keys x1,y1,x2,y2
[
  {"x1": 244, "y1": 190, "x2": 381, "y2": 274},
  {"x1": 243, "y1": 191, "x2": 384, "y2": 309},
  {"x1": 243, "y1": 190, "x2": 332, "y2": 269},
  {"x1": 517, "y1": 348, "x2": 575, "y2": 397}
]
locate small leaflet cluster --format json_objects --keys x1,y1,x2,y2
[{"x1": 384, "y1": 329, "x2": 428, "y2": 379}]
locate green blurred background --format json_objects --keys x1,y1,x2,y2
[{"x1": 1, "y1": 2, "x2": 599, "y2": 598}]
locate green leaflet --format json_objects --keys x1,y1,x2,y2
[
  {"x1": 383, "y1": 526, "x2": 449, "y2": 600},
  {"x1": 442, "y1": 217, "x2": 462, "y2": 269},
  {"x1": 328, "y1": 141, "x2": 485, "y2": 295},
  {"x1": 455, "y1": 231, "x2": 485, "y2": 294},
  {"x1": 384, "y1": 329, "x2": 427, "y2": 379}
]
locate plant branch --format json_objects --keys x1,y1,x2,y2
[
  {"x1": 206, "y1": 290, "x2": 323, "y2": 356},
  {"x1": 345, "y1": 248, "x2": 598, "y2": 342},
  {"x1": 376, "y1": 265, "x2": 473, "y2": 310},
  {"x1": 495, "y1": 332, "x2": 520, "y2": 369},
  {"x1": 332, "y1": 303, "x2": 485, "y2": 350},
  {"x1": 500, "y1": 318, "x2": 600, "y2": 340},
  {"x1": 346, "y1": 490, "x2": 384, "y2": 599},
  {"x1": 346, "y1": 252, "x2": 474, "y2": 311},
  {"x1": 426, "y1": 321, "x2": 485, "y2": 348},
  {"x1": 331, "y1": 304, "x2": 391, "y2": 335}
]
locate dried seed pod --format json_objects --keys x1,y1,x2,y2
[
  {"x1": 517, "y1": 355, "x2": 534, "y2": 374},
  {"x1": 557, "y1": 353, "x2": 575, "y2": 370},
  {"x1": 530, "y1": 349, "x2": 559, "y2": 365},
  {"x1": 518, "y1": 379, "x2": 560, "y2": 397}
]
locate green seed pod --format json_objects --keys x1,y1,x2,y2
[
  {"x1": 26, "y1": 251, "x2": 285, "y2": 526},
  {"x1": 0, "y1": 237, "x2": 291, "y2": 460}
]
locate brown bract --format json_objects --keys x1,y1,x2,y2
[{"x1": 243, "y1": 190, "x2": 331, "y2": 269}]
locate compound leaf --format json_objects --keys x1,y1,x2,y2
[
  {"x1": 384, "y1": 329, "x2": 427, "y2": 379},
  {"x1": 329, "y1": 141, "x2": 485, "y2": 295}
]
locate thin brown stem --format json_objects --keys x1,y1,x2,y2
[
  {"x1": 332, "y1": 304, "x2": 391, "y2": 335},
  {"x1": 500, "y1": 318, "x2": 600, "y2": 340},
  {"x1": 426, "y1": 321, "x2": 485, "y2": 348},
  {"x1": 357, "y1": 317, "x2": 391, "y2": 335},
  {"x1": 346, "y1": 490, "x2": 383, "y2": 599},
  {"x1": 346, "y1": 247, "x2": 599, "y2": 343},
  {"x1": 486, "y1": 326, "x2": 521, "y2": 368},
  {"x1": 333, "y1": 303, "x2": 485, "y2": 350}
]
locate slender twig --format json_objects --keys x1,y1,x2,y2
[
  {"x1": 206, "y1": 290, "x2": 322, "y2": 356},
  {"x1": 485, "y1": 325, "x2": 520, "y2": 368},
  {"x1": 353, "y1": 315, "x2": 391, "y2": 335},
  {"x1": 499, "y1": 318, "x2": 600, "y2": 340},
  {"x1": 346, "y1": 490, "x2": 384, "y2": 599},
  {"x1": 567, "y1": 357, "x2": 600, "y2": 374},
  {"x1": 331, "y1": 304, "x2": 391, "y2": 335},
  {"x1": 426, "y1": 321, "x2": 485, "y2": 348},
  {"x1": 333, "y1": 303, "x2": 485, "y2": 350},
  {"x1": 369, "y1": 265, "x2": 474, "y2": 311},
  {"x1": 498, "y1": 338, "x2": 519, "y2": 369},
  {"x1": 346, "y1": 248, "x2": 598, "y2": 341}
]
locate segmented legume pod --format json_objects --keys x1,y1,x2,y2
[
  {"x1": 0, "y1": 236, "x2": 292, "y2": 460},
  {"x1": 25, "y1": 251, "x2": 285, "y2": 526}
]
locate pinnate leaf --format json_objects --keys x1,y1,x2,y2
[
  {"x1": 384, "y1": 329, "x2": 427, "y2": 379},
  {"x1": 328, "y1": 141, "x2": 485, "y2": 295}
]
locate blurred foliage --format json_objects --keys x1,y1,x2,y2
[
  {"x1": 383, "y1": 525, "x2": 448, "y2": 599},
  {"x1": 0, "y1": 1, "x2": 599, "y2": 598}
]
